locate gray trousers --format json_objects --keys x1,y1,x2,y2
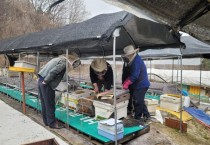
[{"x1": 38, "y1": 78, "x2": 55, "y2": 127}]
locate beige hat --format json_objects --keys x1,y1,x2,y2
[
  {"x1": 91, "y1": 58, "x2": 107, "y2": 72},
  {"x1": 68, "y1": 52, "x2": 81, "y2": 68},
  {"x1": 123, "y1": 45, "x2": 139, "y2": 56}
]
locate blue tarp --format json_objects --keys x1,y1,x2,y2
[{"x1": 185, "y1": 107, "x2": 210, "y2": 125}]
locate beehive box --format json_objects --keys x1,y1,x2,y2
[
  {"x1": 77, "y1": 96, "x2": 96, "y2": 116},
  {"x1": 93, "y1": 100, "x2": 128, "y2": 120},
  {"x1": 160, "y1": 94, "x2": 184, "y2": 112},
  {"x1": 14, "y1": 61, "x2": 36, "y2": 69},
  {"x1": 59, "y1": 90, "x2": 95, "y2": 111},
  {"x1": 145, "y1": 99, "x2": 159, "y2": 115},
  {"x1": 98, "y1": 128, "x2": 124, "y2": 141},
  {"x1": 98, "y1": 120, "x2": 124, "y2": 133}
]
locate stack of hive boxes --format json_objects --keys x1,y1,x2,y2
[{"x1": 93, "y1": 89, "x2": 130, "y2": 120}]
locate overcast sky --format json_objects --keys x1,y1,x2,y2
[{"x1": 84, "y1": 0, "x2": 122, "y2": 18}]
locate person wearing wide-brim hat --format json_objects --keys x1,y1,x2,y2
[
  {"x1": 121, "y1": 45, "x2": 151, "y2": 122},
  {"x1": 90, "y1": 58, "x2": 113, "y2": 93},
  {"x1": 121, "y1": 45, "x2": 139, "y2": 64},
  {"x1": 38, "y1": 52, "x2": 81, "y2": 129}
]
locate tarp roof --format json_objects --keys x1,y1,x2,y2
[
  {"x1": 139, "y1": 34, "x2": 210, "y2": 59},
  {"x1": 104, "y1": 0, "x2": 210, "y2": 44},
  {"x1": 0, "y1": 11, "x2": 182, "y2": 57}
]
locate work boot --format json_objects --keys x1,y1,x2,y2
[
  {"x1": 144, "y1": 116, "x2": 152, "y2": 124},
  {"x1": 49, "y1": 123, "x2": 65, "y2": 129}
]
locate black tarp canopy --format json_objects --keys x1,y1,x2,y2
[
  {"x1": 104, "y1": 0, "x2": 210, "y2": 44},
  {"x1": 0, "y1": 11, "x2": 182, "y2": 57}
]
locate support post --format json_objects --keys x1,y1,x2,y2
[
  {"x1": 66, "y1": 49, "x2": 69, "y2": 129},
  {"x1": 112, "y1": 28, "x2": 120, "y2": 145},
  {"x1": 150, "y1": 60, "x2": 151, "y2": 81},
  {"x1": 21, "y1": 72, "x2": 26, "y2": 114},
  {"x1": 172, "y1": 58, "x2": 174, "y2": 83},
  {"x1": 199, "y1": 58, "x2": 202, "y2": 104},
  {"x1": 36, "y1": 52, "x2": 40, "y2": 113},
  {"x1": 179, "y1": 49, "x2": 183, "y2": 132}
]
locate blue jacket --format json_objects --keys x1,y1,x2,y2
[{"x1": 122, "y1": 55, "x2": 150, "y2": 89}]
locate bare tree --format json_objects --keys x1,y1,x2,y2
[
  {"x1": 29, "y1": 0, "x2": 89, "y2": 25},
  {"x1": 0, "y1": 0, "x2": 56, "y2": 39},
  {"x1": 29, "y1": 0, "x2": 50, "y2": 13},
  {"x1": 0, "y1": 0, "x2": 11, "y2": 39},
  {"x1": 0, "y1": 0, "x2": 89, "y2": 39},
  {"x1": 65, "y1": 0, "x2": 89, "y2": 24}
]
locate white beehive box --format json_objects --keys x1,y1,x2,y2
[
  {"x1": 160, "y1": 94, "x2": 184, "y2": 112},
  {"x1": 14, "y1": 61, "x2": 36, "y2": 69},
  {"x1": 145, "y1": 99, "x2": 159, "y2": 115},
  {"x1": 93, "y1": 100, "x2": 128, "y2": 120}
]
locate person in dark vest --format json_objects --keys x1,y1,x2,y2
[
  {"x1": 121, "y1": 45, "x2": 150, "y2": 121},
  {"x1": 90, "y1": 58, "x2": 113, "y2": 93},
  {"x1": 38, "y1": 52, "x2": 81, "y2": 129}
]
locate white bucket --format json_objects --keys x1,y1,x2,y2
[{"x1": 184, "y1": 96, "x2": 190, "y2": 107}]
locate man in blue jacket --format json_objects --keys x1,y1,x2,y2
[
  {"x1": 122, "y1": 45, "x2": 150, "y2": 121},
  {"x1": 38, "y1": 52, "x2": 81, "y2": 129}
]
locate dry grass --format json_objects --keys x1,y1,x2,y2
[{"x1": 151, "y1": 119, "x2": 210, "y2": 145}]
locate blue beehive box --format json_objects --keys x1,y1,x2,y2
[
  {"x1": 98, "y1": 128, "x2": 124, "y2": 141},
  {"x1": 98, "y1": 118, "x2": 124, "y2": 141}
]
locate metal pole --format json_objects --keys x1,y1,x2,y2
[
  {"x1": 150, "y1": 60, "x2": 151, "y2": 81},
  {"x1": 199, "y1": 58, "x2": 202, "y2": 104},
  {"x1": 112, "y1": 28, "x2": 120, "y2": 145},
  {"x1": 36, "y1": 52, "x2": 40, "y2": 73},
  {"x1": 19, "y1": 53, "x2": 21, "y2": 105},
  {"x1": 176, "y1": 57, "x2": 180, "y2": 95},
  {"x1": 19, "y1": 53, "x2": 21, "y2": 89},
  {"x1": 36, "y1": 52, "x2": 40, "y2": 113},
  {"x1": 66, "y1": 49, "x2": 69, "y2": 129},
  {"x1": 21, "y1": 72, "x2": 26, "y2": 114},
  {"x1": 172, "y1": 58, "x2": 174, "y2": 83},
  {"x1": 179, "y1": 50, "x2": 183, "y2": 132}
]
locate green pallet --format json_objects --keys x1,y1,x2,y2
[{"x1": 0, "y1": 85, "x2": 145, "y2": 143}]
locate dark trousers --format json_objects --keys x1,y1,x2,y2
[
  {"x1": 128, "y1": 87, "x2": 150, "y2": 119},
  {"x1": 38, "y1": 79, "x2": 55, "y2": 126}
]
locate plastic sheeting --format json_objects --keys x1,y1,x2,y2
[
  {"x1": 138, "y1": 35, "x2": 210, "y2": 59},
  {"x1": 148, "y1": 68, "x2": 210, "y2": 87},
  {"x1": 185, "y1": 107, "x2": 210, "y2": 125}
]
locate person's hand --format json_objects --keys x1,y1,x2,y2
[
  {"x1": 93, "y1": 83, "x2": 99, "y2": 93},
  {"x1": 42, "y1": 81, "x2": 46, "y2": 85},
  {"x1": 123, "y1": 78, "x2": 132, "y2": 90}
]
